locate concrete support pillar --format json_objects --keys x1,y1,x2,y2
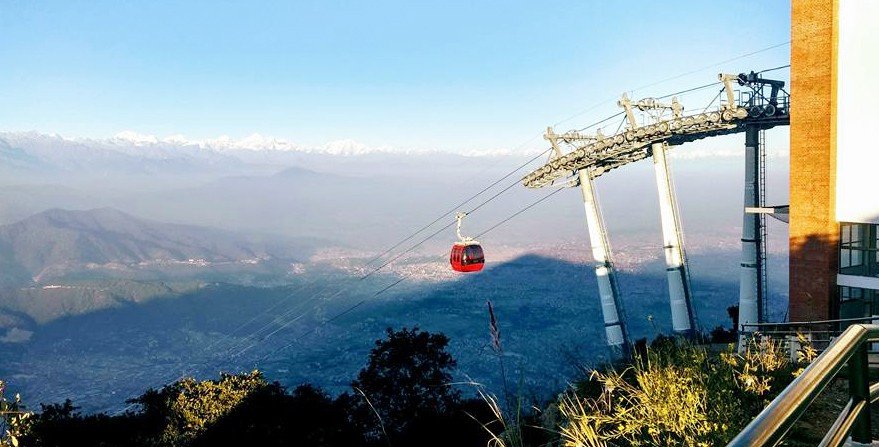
[
  {"x1": 578, "y1": 169, "x2": 631, "y2": 354},
  {"x1": 652, "y1": 142, "x2": 696, "y2": 335},
  {"x1": 739, "y1": 125, "x2": 762, "y2": 346}
]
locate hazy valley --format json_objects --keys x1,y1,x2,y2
[{"x1": 0, "y1": 131, "x2": 790, "y2": 413}]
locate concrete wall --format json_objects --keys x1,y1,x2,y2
[{"x1": 836, "y1": 0, "x2": 879, "y2": 224}]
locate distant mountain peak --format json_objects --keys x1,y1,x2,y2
[{"x1": 112, "y1": 131, "x2": 160, "y2": 146}]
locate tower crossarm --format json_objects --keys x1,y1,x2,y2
[{"x1": 522, "y1": 72, "x2": 790, "y2": 189}]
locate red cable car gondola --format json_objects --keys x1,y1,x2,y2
[
  {"x1": 450, "y1": 242, "x2": 484, "y2": 272},
  {"x1": 450, "y1": 212, "x2": 484, "y2": 273}
]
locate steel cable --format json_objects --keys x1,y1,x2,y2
[{"x1": 253, "y1": 185, "x2": 567, "y2": 362}]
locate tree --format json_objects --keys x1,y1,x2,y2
[
  {"x1": 129, "y1": 371, "x2": 268, "y2": 447},
  {"x1": 349, "y1": 327, "x2": 461, "y2": 442},
  {"x1": 20, "y1": 377, "x2": 360, "y2": 447},
  {"x1": 21, "y1": 400, "x2": 140, "y2": 447},
  {"x1": 192, "y1": 384, "x2": 362, "y2": 447}
]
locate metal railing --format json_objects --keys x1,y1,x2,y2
[
  {"x1": 742, "y1": 316, "x2": 878, "y2": 335},
  {"x1": 727, "y1": 323, "x2": 879, "y2": 446},
  {"x1": 741, "y1": 317, "x2": 879, "y2": 358}
]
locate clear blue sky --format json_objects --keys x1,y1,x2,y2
[{"x1": 0, "y1": 1, "x2": 791, "y2": 152}]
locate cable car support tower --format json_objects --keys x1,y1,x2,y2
[
  {"x1": 545, "y1": 128, "x2": 632, "y2": 355},
  {"x1": 525, "y1": 71, "x2": 790, "y2": 350}
]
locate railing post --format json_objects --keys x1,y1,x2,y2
[{"x1": 849, "y1": 342, "x2": 872, "y2": 444}]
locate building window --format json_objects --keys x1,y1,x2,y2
[
  {"x1": 870, "y1": 229, "x2": 879, "y2": 272},
  {"x1": 840, "y1": 285, "x2": 865, "y2": 301},
  {"x1": 838, "y1": 224, "x2": 879, "y2": 325},
  {"x1": 840, "y1": 223, "x2": 879, "y2": 276},
  {"x1": 839, "y1": 286, "x2": 875, "y2": 323}
]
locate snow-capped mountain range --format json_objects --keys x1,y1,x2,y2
[
  {"x1": 0, "y1": 130, "x2": 396, "y2": 157},
  {"x1": 1, "y1": 130, "x2": 530, "y2": 158},
  {"x1": 110, "y1": 130, "x2": 401, "y2": 156},
  {"x1": 0, "y1": 129, "x2": 545, "y2": 187}
]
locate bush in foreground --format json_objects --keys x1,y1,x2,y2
[{"x1": 556, "y1": 337, "x2": 808, "y2": 447}]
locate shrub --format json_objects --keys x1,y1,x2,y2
[
  {"x1": 1, "y1": 380, "x2": 32, "y2": 447},
  {"x1": 557, "y1": 336, "x2": 808, "y2": 447}
]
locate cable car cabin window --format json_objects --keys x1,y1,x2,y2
[{"x1": 463, "y1": 245, "x2": 484, "y2": 265}]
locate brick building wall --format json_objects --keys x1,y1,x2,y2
[{"x1": 788, "y1": 0, "x2": 839, "y2": 321}]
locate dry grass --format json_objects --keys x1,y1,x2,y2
[{"x1": 556, "y1": 337, "x2": 810, "y2": 447}]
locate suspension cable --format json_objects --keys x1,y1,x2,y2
[
  {"x1": 254, "y1": 185, "x2": 567, "y2": 362},
  {"x1": 631, "y1": 41, "x2": 791, "y2": 94},
  {"x1": 475, "y1": 187, "x2": 565, "y2": 239},
  {"x1": 700, "y1": 89, "x2": 724, "y2": 114},
  {"x1": 575, "y1": 111, "x2": 625, "y2": 133},
  {"x1": 362, "y1": 148, "x2": 551, "y2": 267},
  {"x1": 553, "y1": 41, "x2": 791, "y2": 128},
  {"x1": 359, "y1": 174, "x2": 524, "y2": 281},
  {"x1": 165, "y1": 144, "x2": 553, "y2": 369},
  {"x1": 613, "y1": 115, "x2": 626, "y2": 135},
  {"x1": 757, "y1": 64, "x2": 790, "y2": 74},
  {"x1": 188, "y1": 146, "x2": 554, "y2": 376},
  {"x1": 656, "y1": 81, "x2": 722, "y2": 100}
]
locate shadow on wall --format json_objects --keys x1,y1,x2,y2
[{"x1": 789, "y1": 232, "x2": 838, "y2": 322}]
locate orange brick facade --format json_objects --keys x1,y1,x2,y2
[{"x1": 789, "y1": 0, "x2": 839, "y2": 321}]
